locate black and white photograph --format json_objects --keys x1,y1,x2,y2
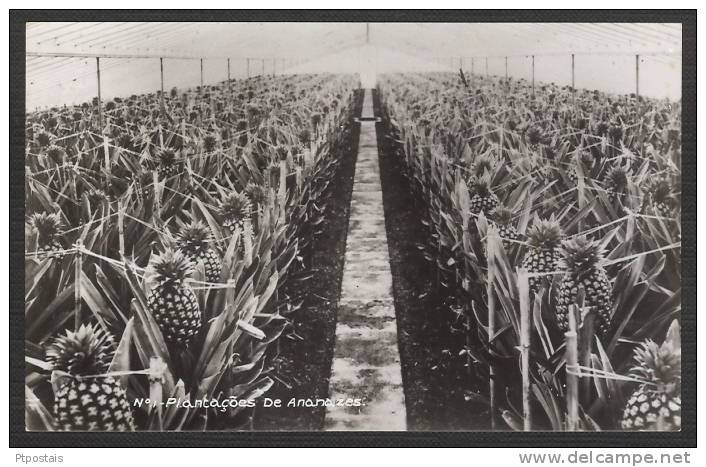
[{"x1": 10, "y1": 10, "x2": 695, "y2": 447}]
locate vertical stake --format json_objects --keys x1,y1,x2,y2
[
  {"x1": 635, "y1": 54, "x2": 640, "y2": 99},
  {"x1": 96, "y1": 57, "x2": 103, "y2": 129},
  {"x1": 518, "y1": 267, "x2": 532, "y2": 431},
  {"x1": 118, "y1": 199, "x2": 125, "y2": 257},
  {"x1": 159, "y1": 57, "x2": 165, "y2": 118},
  {"x1": 504, "y1": 56, "x2": 508, "y2": 83},
  {"x1": 148, "y1": 357, "x2": 165, "y2": 424},
  {"x1": 532, "y1": 55, "x2": 534, "y2": 98},
  {"x1": 487, "y1": 228, "x2": 497, "y2": 430},
  {"x1": 261, "y1": 59, "x2": 265, "y2": 76},
  {"x1": 243, "y1": 218, "x2": 253, "y2": 267},
  {"x1": 200, "y1": 58, "x2": 204, "y2": 91},
  {"x1": 566, "y1": 305, "x2": 580, "y2": 431},
  {"x1": 153, "y1": 171, "x2": 161, "y2": 219},
  {"x1": 278, "y1": 159, "x2": 287, "y2": 213},
  {"x1": 485, "y1": 57, "x2": 489, "y2": 78},
  {"x1": 246, "y1": 58, "x2": 251, "y2": 78},
  {"x1": 74, "y1": 239, "x2": 84, "y2": 331},
  {"x1": 571, "y1": 54, "x2": 576, "y2": 104},
  {"x1": 273, "y1": 58, "x2": 276, "y2": 76},
  {"x1": 227, "y1": 58, "x2": 231, "y2": 91}
]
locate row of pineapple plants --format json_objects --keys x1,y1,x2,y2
[
  {"x1": 378, "y1": 71, "x2": 681, "y2": 431},
  {"x1": 25, "y1": 73, "x2": 359, "y2": 430}
]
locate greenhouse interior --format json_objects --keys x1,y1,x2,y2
[{"x1": 24, "y1": 22, "x2": 683, "y2": 433}]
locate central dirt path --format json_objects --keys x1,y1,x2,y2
[{"x1": 324, "y1": 89, "x2": 406, "y2": 430}]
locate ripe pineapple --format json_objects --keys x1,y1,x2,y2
[
  {"x1": 146, "y1": 249, "x2": 201, "y2": 346},
  {"x1": 469, "y1": 174, "x2": 500, "y2": 216},
  {"x1": 643, "y1": 176, "x2": 679, "y2": 218},
  {"x1": 490, "y1": 205, "x2": 519, "y2": 248},
  {"x1": 176, "y1": 221, "x2": 222, "y2": 283},
  {"x1": 45, "y1": 324, "x2": 135, "y2": 431},
  {"x1": 603, "y1": 164, "x2": 631, "y2": 204},
  {"x1": 621, "y1": 324, "x2": 681, "y2": 431},
  {"x1": 217, "y1": 191, "x2": 252, "y2": 234},
  {"x1": 521, "y1": 218, "x2": 563, "y2": 294},
  {"x1": 156, "y1": 149, "x2": 180, "y2": 180},
  {"x1": 29, "y1": 212, "x2": 64, "y2": 258},
  {"x1": 555, "y1": 236, "x2": 613, "y2": 338}
]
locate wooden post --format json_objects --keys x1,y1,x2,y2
[
  {"x1": 485, "y1": 57, "x2": 489, "y2": 78},
  {"x1": 243, "y1": 218, "x2": 253, "y2": 266},
  {"x1": 273, "y1": 58, "x2": 276, "y2": 76},
  {"x1": 159, "y1": 57, "x2": 165, "y2": 118},
  {"x1": 278, "y1": 159, "x2": 287, "y2": 212},
  {"x1": 117, "y1": 199, "x2": 125, "y2": 256},
  {"x1": 487, "y1": 228, "x2": 497, "y2": 430},
  {"x1": 153, "y1": 171, "x2": 161, "y2": 218},
  {"x1": 571, "y1": 54, "x2": 576, "y2": 104},
  {"x1": 566, "y1": 305, "x2": 580, "y2": 431},
  {"x1": 246, "y1": 58, "x2": 251, "y2": 78},
  {"x1": 505, "y1": 56, "x2": 508, "y2": 81},
  {"x1": 459, "y1": 56, "x2": 463, "y2": 71},
  {"x1": 96, "y1": 57, "x2": 103, "y2": 129},
  {"x1": 518, "y1": 267, "x2": 532, "y2": 431},
  {"x1": 261, "y1": 59, "x2": 265, "y2": 76},
  {"x1": 532, "y1": 55, "x2": 534, "y2": 98},
  {"x1": 227, "y1": 58, "x2": 231, "y2": 90},
  {"x1": 635, "y1": 54, "x2": 640, "y2": 98},
  {"x1": 74, "y1": 239, "x2": 83, "y2": 331},
  {"x1": 148, "y1": 357, "x2": 165, "y2": 422},
  {"x1": 200, "y1": 58, "x2": 204, "y2": 90}
]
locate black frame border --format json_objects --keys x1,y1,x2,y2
[{"x1": 9, "y1": 9, "x2": 696, "y2": 448}]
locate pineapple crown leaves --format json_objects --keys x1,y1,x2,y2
[
  {"x1": 45, "y1": 323, "x2": 114, "y2": 376},
  {"x1": 630, "y1": 335, "x2": 681, "y2": 393},
  {"x1": 157, "y1": 148, "x2": 177, "y2": 165},
  {"x1": 176, "y1": 220, "x2": 213, "y2": 253},
  {"x1": 526, "y1": 217, "x2": 564, "y2": 249},
  {"x1": 491, "y1": 205, "x2": 514, "y2": 226},
  {"x1": 472, "y1": 153, "x2": 498, "y2": 178},
  {"x1": 218, "y1": 191, "x2": 252, "y2": 223},
  {"x1": 605, "y1": 164, "x2": 631, "y2": 190},
  {"x1": 146, "y1": 248, "x2": 196, "y2": 286},
  {"x1": 29, "y1": 212, "x2": 64, "y2": 242},
  {"x1": 470, "y1": 173, "x2": 495, "y2": 197},
  {"x1": 643, "y1": 176, "x2": 677, "y2": 205},
  {"x1": 244, "y1": 182, "x2": 269, "y2": 208},
  {"x1": 559, "y1": 235, "x2": 606, "y2": 272},
  {"x1": 576, "y1": 150, "x2": 595, "y2": 167}
]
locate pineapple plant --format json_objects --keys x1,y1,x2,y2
[
  {"x1": 490, "y1": 205, "x2": 519, "y2": 248},
  {"x1": 217, "y1": 191, "x2": 252, "y2": 234},
  {"x1": 29, "y1": 212, "x2": 65, "y2": 258},
  {"x1": 176, "y1": 221, "x2": 222, "y2": 283},
  {"x1": 244, "y1": 182, "x2": 270, "y2": 212},
  {"x1": 469, "y1": 174, "x2": 500, "y2": 216},
  {"x1": 555, "y1": 236, "x2": 613, "y2": 338},
  {"x1": 45, "y1": 324, "x2": 135, "y2": 431},
  {"x1": 621, "y1": 322, "x2": 681, "y2": 431},
  {"x1": 146, "y1": 249, "x2": 201, "y2": 346},
  {"x1": 521, "y1": 217, "x2": 563, "y2": 294},
  {"x1": 603, "y1": 164, "x2": 631, "y2": 204},
  {"x1": 156, "y1": 148, "x2": 181, "y2": 180},
  {"x1": 642, "y1": 176, "x2": 679, "y2": 218}
]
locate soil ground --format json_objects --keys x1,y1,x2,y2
[
  {"x1": 253, "y1": 90, "x2": 363, "y2": 430},
  {"x1": 373, "y1": 89, "x2": 488, "y2": 431}
]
